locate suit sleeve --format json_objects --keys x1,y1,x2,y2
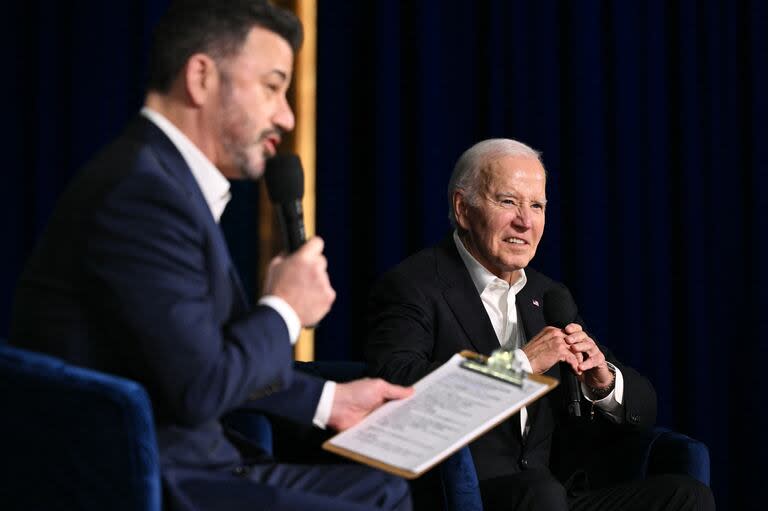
[
  {"x1": 600, "y1": 349, "x2": 658, "y2": 429},
  {"x1": 365, "y1": 270, "x2": 443, "y2": 385},
  {"x1": 85, "y1": 169, "x2": 298, "y2": 427},
  {"x1": 237, "y1": 370, "x2": 325, "y2": 424}
]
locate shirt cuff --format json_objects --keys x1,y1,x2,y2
[
  {"x1": 312, "y1": 381, "x2": 336, "y2": 429},
  {"x1": 582, "y1": 362, "x2": 624, "y2": 412},
  {"x1": 513, "y1": 349, "x2": 534, "y2": 374},
  {"x1": 258, "y1": 295, "x2": 301, "y2": 344}
]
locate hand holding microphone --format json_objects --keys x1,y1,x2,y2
[
  {"x1": 263, "y1": 155, "x2": 335, "y2": 327},
  {"x1": 542, "y1": 286, "x2": 583, "y2": 417},
  {"x1": 542, "y1": 286, "x2": 616, "y2": 417}
]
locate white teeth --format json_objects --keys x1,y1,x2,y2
[{"x1": 505, "y1": 238, "x2": 525, "y2": 244}]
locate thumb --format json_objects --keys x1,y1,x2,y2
[{"x1": 297, "y1": 236, "x2": 324, "y2": 257}]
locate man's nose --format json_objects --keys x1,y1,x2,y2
[
  {"x1": 274, "y1": 95, "x2": 295, "y2": 133},
  {"x1": 512, "y1": 206, "x2": 533, "y2": 228}
]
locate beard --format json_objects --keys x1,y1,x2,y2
[{"x1": 217, "y1": 76, "x2": 272, "y2": 180}]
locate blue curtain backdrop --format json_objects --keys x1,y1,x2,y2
[
  {"x1": 1, "y1": 0, "x2": 170, "y2": 331},
  {"x1": 2, "y1": 1, "x2": 766, "y2": 509}
]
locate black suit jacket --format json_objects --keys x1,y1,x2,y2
[{"x1": 366, "y1": 235, "x2": 657, "y2": 482}]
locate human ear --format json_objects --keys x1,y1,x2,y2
[
  {"x1": 453, "y1": 191, "x2": 471, "y2": 231},
  {"x1": 184, "y1": 53, "x2": 219, "y2": 107}
]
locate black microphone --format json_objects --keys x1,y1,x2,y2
[
  {"x1": 264, "y1": 154, "x2": 306, "y2": 253},
  {"x1": 543, "y1": 286, "x2": 582, "y2": 418}
]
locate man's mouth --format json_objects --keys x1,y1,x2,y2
[
  {"x1": 263, "y1": 134, "x2": 281, "y2": 156},
  {"x1": 504, "y1": 237, "x2": 527, "y2": 245}
]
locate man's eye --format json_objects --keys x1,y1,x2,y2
[
  {"x1": 531, "y1": 202, "x2": 544, "y2": 210},
  {"x1": 500, "y1": 199, "x2": 517, "y2": 206},
  {"x1": 266, "y1": 83, "x2": 280, "y2": 93}
]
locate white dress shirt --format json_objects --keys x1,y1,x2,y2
[
  {"x1": 141, "y1": 107, "x2": 335, "y2": 428},
  {"x1": 452, "y1": 231, "x2": 624, "y2": 433}
]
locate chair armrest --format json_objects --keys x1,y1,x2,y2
[
  {"x1": 439, "y1": 446, "x2": 483, "y2": 511},
  {"x1": 0, "y1": 345, "x2": 161, "y2": 511},
  {"x1": 554, "y1": 424, "x2": 710, "y2": 490},
  {"x1": 647, "y1": 427, "x2": 710, "y2": 486}
]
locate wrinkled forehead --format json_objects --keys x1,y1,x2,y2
[{"x1": 479, "y1": 156, "x2": 547, "y2": 195}]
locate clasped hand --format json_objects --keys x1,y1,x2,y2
[{"x1": 521, "y1": 324, "x2": 614, "y2": 389}]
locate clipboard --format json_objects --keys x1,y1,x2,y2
[{"x1": 322, "y1": 350, "x2": 558, "y2": 479}]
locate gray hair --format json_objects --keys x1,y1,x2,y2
[{"x1": 447, "y1": 138, "x2": 543, "y2": 227}]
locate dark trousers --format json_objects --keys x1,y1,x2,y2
[
  {"x1": 479, "y1": 468, "x2": 714, "y2": 511},
  {"x1": 164, "y1": 462, "x2": 412, "y2": 511}
]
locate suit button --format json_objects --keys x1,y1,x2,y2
[
  {"x1": 630, "y1": 414, "x2": 640, "y2": 424},
  {"x1": 519, "y1": 457, "x2": 529, "y2": 469}
]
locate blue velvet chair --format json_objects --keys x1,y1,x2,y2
[
  {"x1": 0, "y1": 343, "x2": 161, "y2": 511},
  {"x1": 648, "y1": 428, "x2": 711, "y2": 486}
]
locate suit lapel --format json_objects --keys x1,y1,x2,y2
[
  {"x1": 516, "y1": 279, "x2": 546, "y2": 342},
  {"x1": 435, "y1": 236, "x2": 501, "y2": 356},
  {"x1": 134, "y1": 116, "x2": 250, "y2": 317}
]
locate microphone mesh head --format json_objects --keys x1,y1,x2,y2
[
  {"x1": 265, "y1": 154, "x2": 304, "y2": 203},
  {"x1": 543, "y1": 285, "x2": 578, "y2": 328}
]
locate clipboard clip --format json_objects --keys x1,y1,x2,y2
[{"x1": 460, "y1": 349, "x2": 526, "y2": 386}]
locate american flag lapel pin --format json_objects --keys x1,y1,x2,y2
[{"x1": 532, "y1": 299, "x2": 540, "y2": 307}]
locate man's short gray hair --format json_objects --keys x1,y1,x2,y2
[{"x1": 447, "y1": 138, "x2": 543, "y2": 227}]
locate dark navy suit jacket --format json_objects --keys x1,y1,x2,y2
[
  {"x1": 11, "y1": 116, "x2": 324, "y2": 496},
  {"x1": 366, "y1": 236, "x2": 657, "y2": 483}
]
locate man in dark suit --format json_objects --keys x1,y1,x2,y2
[
  {"x1": 10, "y1": 1, "x2": 412, "y2": 510},
  {"x1": 365, "y1": 139, "x2": 714, "y2": 510}
]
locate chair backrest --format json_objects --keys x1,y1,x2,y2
[{"x1": 0, "y1": 344, "x2": 161, "y2": 511}]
